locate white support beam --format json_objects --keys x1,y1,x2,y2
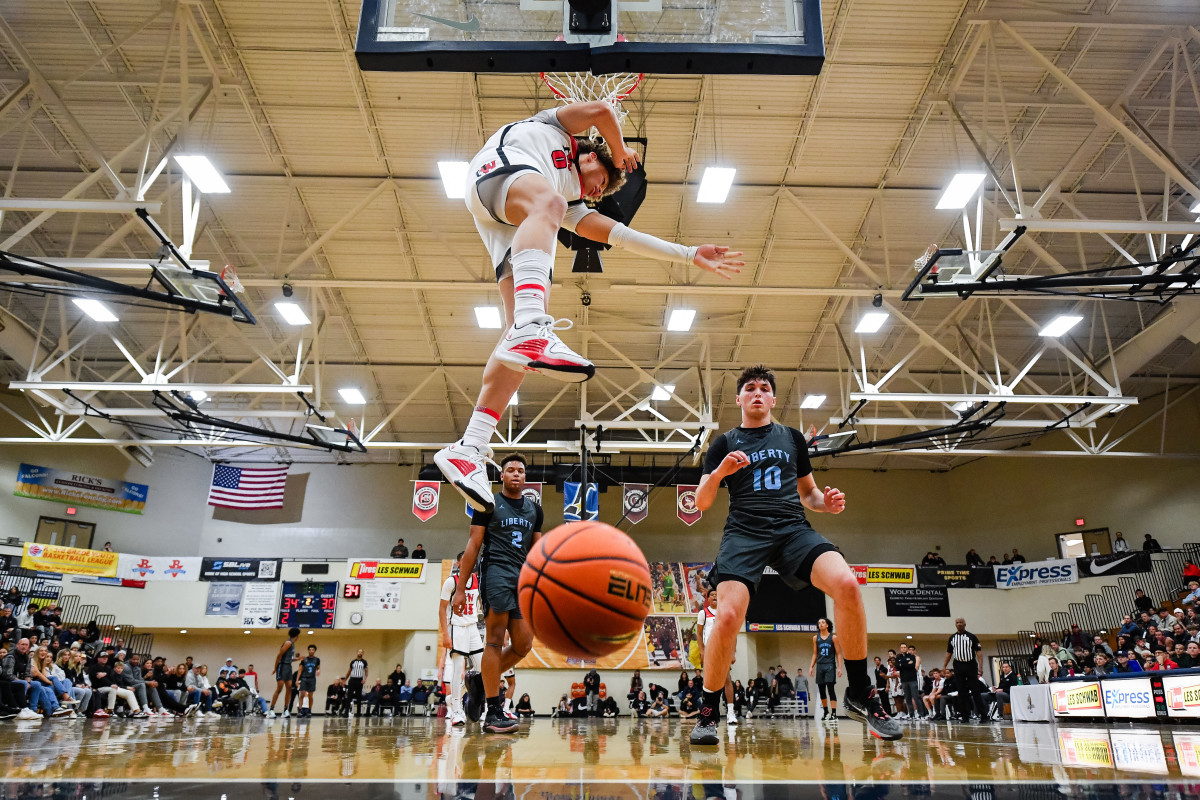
[
  {"x1": 32, "y1": 258, "x2": 210, "y2": 272},
  {"x1": 90, "y1": 408, "x2": 333, "y2": 418},
  {"x1": 968, "y1": 10, "x2": 1200, "y2": 27},
  {"x1": 828, "y1": 416, "x2": 1095, "y2": 429},
  {"x1": 9, "y1": 382, "x2": 313, "y2": 394},
  {"x1": 574, "y1": 419, "x2": 718, "y2": 431},
  {"x1": 1000, "y1": 218, "x2": 1200, "y2": 236},
  {"x1": 849, "y1": 392, "x2": 1138, "y2": 406},
  {"x1": 0, "y1": 199, "x2": 162, "y2": 214}
]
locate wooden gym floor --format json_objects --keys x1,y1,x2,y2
[{"x1": 0, "y1": 715, "x2": 1195, "y2": 797}]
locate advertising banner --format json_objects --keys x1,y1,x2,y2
[
  {"x1": 1110, "y1": 731, "x2": 1168, "y2": 774},
  {"x1": 995, "y1": 558, "x2": 1078, "y2": 589},
  {"x1": 916, "y1": 565, "x2": 996, "y2": 588},
  {"x1": 362, "y1": 581, "x2": 403, "y2": 612},
  {"x1": 1163, "y1": 672, "x2": 1200, "y2": 718},
  {"x1": 347, "y1": 559, "x2": 428, "y2": 583},
  {"x1": 21, "y1": 543, "x2": 118, "y2": 577},
  {"x1": 1051, "y1": 679, "x2": 1105, "y2": 717},
  {"x1": 15, "y1": 463, "x2": 149, "y2": 515},
  {"x1": 622, "y1": 483, "x2": 650, "y2": 525},
  {"x1": 1076, "y1": 551, "x2": 1152, "y2": 579},
  {"x1": 1100, "y1": 676, "x2": 1157, "y2": 719},
  {"x1": 199, "y1": 558, "x2": 281, "y2": 582},
  {"x1": 205, "y1": 582, "x2": 243, "y2": 616},
  {"x1": 240, "y1": 582, "x2": 280, "y2": 627},
  {"x1": 884, "y1": 587, "x2": 950, "y2": 617},
  {"x1": 1057, "y1": 728, "x2": 1113, "y2": 768},
  {"x1": 851, "y1": 565, "x2": 915, "y2": 586},
  {"x1": 411, "y1": 481, "x2": 440, "y2": 522},
  {"x1": 1173, "y1": 732, "x2": 1200, "y2": 777},
  {"x1": 118, "y1": 554, "x2": 202, "y2": 582},
  {"x1": 676, "y1": 485, "x2": 701, "y2": 526}
]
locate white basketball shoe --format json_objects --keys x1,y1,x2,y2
[
  {"x1": 494, "y1": 315, "x2": 594, "y2": 383},
  {"x1": 434, "y1": 441, "x2": 497, "y2": 513}
]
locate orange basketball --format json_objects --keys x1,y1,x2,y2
[{"x1": 518, "y1": 521, "x2": 652, "y2": 659}]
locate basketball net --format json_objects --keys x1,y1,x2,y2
[
  {"x1": 914, "y1": 243, "x2": 940, "y2": 272},
  {"x1": 539, "y1": 71, "x2": 644, "y2": 126},
  {"x1": 220, "y1": 264, "x2": 245, "y2": 294}
]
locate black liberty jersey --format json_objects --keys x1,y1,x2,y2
[
  {"x1": 703, "y1": 422, "x2": 812, "y2": 528},
  {"x1": 472, "y1": 492, "x2": 543, "y2": 575},
  {"x1": 815, "y1": 633, "x2": 836, "y2": 667}
]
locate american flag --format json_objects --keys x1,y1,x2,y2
[{"x1": 207, "y1": 465, "x2": 288, "y2": 509}]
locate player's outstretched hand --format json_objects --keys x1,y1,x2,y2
[
  {"x1": 615, "y1": 143, "x2": 640, "y2": 172},
  {"x1": 823, "y1": 486, "x2": 846, "y2": 514},
  {"x1": 450, "y1": 588, "x2": 466, "y2": 617},
  {"x1": 721, "y1": 450, "x2": 751, "y2": 476},
  {"x1": 693, "y1": 244, "x2": 744, "y2": 280}
]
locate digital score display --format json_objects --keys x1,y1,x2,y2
[
  {"x1": 344, "y1": 583, "x2": 361, "y2": 599},
  {"x1": 278, "y1": 581, "x2": 339, "y2": 629}
]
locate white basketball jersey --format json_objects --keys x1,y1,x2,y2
[
  {"x1": 473, "y1": 108, "x2": 583, "y2": 203},
  {"x1": 440, "y1": 572, "x2": 480, "y2": 626},
  {"x1": 698, "y1": 604, "x2": 717, "y2": 646}
]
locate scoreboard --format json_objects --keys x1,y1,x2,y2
[{"x1": 278, "y1": 581, "x2": 338, "y2": 629}]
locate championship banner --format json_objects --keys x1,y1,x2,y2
[
  {"x1": 676, "y1": 485, "x2": 701, "y2": 526},
  {"x1": 623, "y1": 483, "x2": 649, "y2": 524},
  {"x1": 347, "y1": 559, "x2": 428, "y2": 583},
  {"x1": 118, "y1": 554, "x2": 202, "y2": 582},
  {"x1": 15, "y1": 463, "x2": 149, "y2": 515},
  {"x1": 995, "y1": 558, "x2": 1078, "y2": 589},
  {"x1": 21, "y1": 543, "x2": 118, "y2": 577},
  {"x1": 241, "y1": 582, "x2": 280, "y2": 627},
  {"x1": 521, "y1": 482, "x2": 543, "y2": 506},
  {"x1": 851, "y1": 565, "x2": 915, "y2": 586},
  {"x1": 412, "y1": 480, "x2": 440, "y2": 522},
  {"x1": 199, "y1": 558, "x2": 281, "y2": 582},
  {"x1": 563, "y1": 482, "x2": 598, "y2": 521},
  {"x1": 1076, "y1": 551, "x2": 1151, "y2": 579},
  {"x1": 884, "y1": 587, "x2": 950, "y2": 617}
]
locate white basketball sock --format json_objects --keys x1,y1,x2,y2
[
  {"x1": 451, "y1": 653, "x2": 465, "y2": 715},
  {"x1": 510, "y1": 249, "x2": 552, "y2": 326},
  {"x1": 461, "y1": 406, "x2": 500, "y2": 450}
]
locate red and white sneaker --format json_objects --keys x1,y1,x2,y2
[
  {"x1": 495, "y1": 316, "x2": 594, "y2": 383},
  {"x1": 434, "y1": 441, "x2": 496, "y2": 513}
]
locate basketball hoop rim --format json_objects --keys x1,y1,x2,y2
[{"x1": 538, "y1": 72, "x2": 645, "y2": 104}]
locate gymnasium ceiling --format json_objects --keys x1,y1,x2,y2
[{"x1": 0, "y1": 0, "x2": 1197, "y2": 469}]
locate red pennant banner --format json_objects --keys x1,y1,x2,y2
[
  {"x1": 412, "y1": 480, "x2": 440, "y2": 522},
  {"x1": 623, "y1": 483, "x2": 649, "y2": 525},
  {"x1": 676, "y1": 485, "x2": 701, "y2": 526},
  {"x1": 521, "y1": 482, "x2": 543, "y2": 506}
]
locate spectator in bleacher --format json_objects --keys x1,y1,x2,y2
[
  {"x1": 554, "y1": 694, "x2": 571, "y2": 717},
  {"x1": 376, "y1": 679, "x2": 397, "y2": 716},
  {"x1": 1046, "y1": 657, "x2": 1067, "y2": 679},
  {"x1": 411, "y1": 544, "x2": 427, "y2": 560},
  {"x1": 989, "y1": 662, "x2": 1018, "y2": 717},
  {"x1": 389, "y1": 538, "x2": 409, "y2": 558},
  {"x1": 1092, "y1": 653, "x2": 1113, "y2": 676},
  {"x1": 920, "y1": 552, "x2": 945, "y2": 567},
  {"x1": 1172, "y1": 642, "x2": 1188, "y2": 665},
  {"x1": 1150, "y1": 650, "x2": 1177, "y2": 670},
  {"x1": 1182, "y1": 582, "x2": 1200, "y2": 608},
  {"x1": 1176, "y1": 641, "x2": 1200, "y2": 669},
  {"x1": 123, "y1": 654, "x2": 154, "y2": 713},
  {"x1": 627, "y1": 669, "x2": 642, "y2": 702},
  {"x1": 1119, "y1": 615, "x2": 1142, "y2": 640},
  {"x1": 732, "y1": 679, "x2": 746, "y2": 717},
  {"x1": 386, "y1": 663, "x2": 405, "y2": 688},
  {"x1": 965, "y1": 549, "x2": 984, "y2": 567},
  {"x1": 986, "y1": 555, "x2": 999, "y2": 566},
  {"x1": 14, "y1": 604, "x2": 39, "y2": 641},
  {"x1": 1112, "y1": 531, "x2": 1129, "y2": 552},
  {"x1": 326, "y1": 677, "x2": 347, "y2": 715},
  {"x1": 1184, "y1": 561, "x2": 1200, "y2": 584},
  {"x1": 646, "y1": 693, "x2": 668, "y2": 718},
  {"x1": 397, "y1": 680, "x2": 412, "y2": 706},
  {"x1": 1143, "y1": 533, "x2": 1163, "y2": 553},
  {"x1": 1113, "y1": 651, "x2": 1142, "y2": 673},
  {"x1": 921, "y1": 669, "x2": 942, "y2": 718},
  {"x1": 1134, "y1": 589, "x2": 1155, "y2": 616},
  {"x1": 583, "y1": 668, "x2": 601, "y2": 716},
  {"x1": 1091, "y1": 635, "x2": 1113, "y2": 658},
  {"x1": 29, "y1": 645, "x2": 70, "y2": 718},
  {"x1": 52, "y1": 650, "x2": 90, "y2": 712},
  {"x1": 1065, "y1": 624, "x2": 1088, "y2": 648},
  {"x1": 102, "y1": 660, "x2": 147, "y2": 717},
  {"x1": 1011, "y1": 548, "x2": 1026, "y2": 563},
  {"x1": 679, "y1": 694, "x2": 699, "y2": 719},
  {"x1": 0, "y1": 607, "x2": 16, "y2": 645},
  {"x1": 633, "y1": 690, "x2": 650, "y2": 717},
  {"x1": 515, "y1": 693, "x2": 533, "y2": 718},
  {"x1": 676, "y1": 670, "x2": 690, "y2": 701},
  {"x1": 361, "y1": 678, "x2": 384, "y2": 716},
  {"x1": 2, "y1": 586, "x2": 21, "y2": 610},
  {"x1": 102, "y1": 542, "x2": 113, "y2": 552},
  {"x1": 793, "y1": 668, "x2": 808, "y2": 710},
  {"x1": 185, "y1": 664, "x2": 215, "y2": 716},
  {"x1": 2, "y1": 638, "x2": 39, "y2": 720},
  {"x1": 601, "y1": 695, "x2": 619, "y2": 717}
]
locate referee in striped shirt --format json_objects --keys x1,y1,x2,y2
[{"x1": 943, "y1": 617, "x2": 984, "y2": 721}]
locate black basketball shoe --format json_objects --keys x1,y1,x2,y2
[
  {"x1": 844, "y1": 688, "x2": 903, "y2": 741},
  {"x1": 483, "y1": 705, "x2": 518, "y2": 733},
  {"x1": 465, "y1": 671, "x2": 485, "y2": 722}
]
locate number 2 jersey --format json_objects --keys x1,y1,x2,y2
[
  {"x1": 703, "y1": 422, "x2": 813, "y2": 533},
  {"x1": 471, "y1": 493, "x2": 543, "y2": 578}
]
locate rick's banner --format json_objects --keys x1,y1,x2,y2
[{"x1": 15, "y1": 463, "x2": 149, "y2": 515}]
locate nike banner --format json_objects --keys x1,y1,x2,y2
[
  {"x1": 1076, "y1": 551, "x2": 1151, "y2": 579},
  {"x1": 412, "y1": 480, "x2": 440, "y2": 522},
  {"x1": 622, "y1": 483, "x2": 649, "y2": 525}
]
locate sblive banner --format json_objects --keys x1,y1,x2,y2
[
  {"x1": 994, "y1": 558, "x2": 1078, "y2": 589},
  {"x1": 884, "y1": 587, "x2": 950, "y2": 617},
  {"x1": 199, "y1": 558, "x2": 281, "y2": 582},
  {"x1": 15, "y1": 463, "x2": 149, "y2": 515},
  {"x1": 118, "y1": 554, "x2": 202, "y2": 581},
  {"x1": 347, "y1": 559, "x2": 428, "y2": 583},
  {"x1": 851, "y1": 565, "x2": 914, "y2": 586},
  {"x1": 21, "y1": 543, "x2": 118, "y2": 577},
  {"x1": 1076, "y1": 551, "x2": 1152, "y2": 579},
  {"x1": 917, "y1": 565, "x2": 996, "y2": 588}
]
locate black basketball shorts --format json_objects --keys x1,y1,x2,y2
[
  {"x1": 708, "y1": 521, "x2": 837, "y2": 595},
  {"x1": 481, "y1": 565, "x2": 522, "y2": 619}
]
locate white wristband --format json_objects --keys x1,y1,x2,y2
[{"x1": 608, "y1": 222, "x2": 698, "y2": 265}]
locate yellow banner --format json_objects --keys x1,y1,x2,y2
[
  {"x1": 21, "y1": 543, "x2": 118, "y2": 577},
  {"x1": 347, "y1": 560, "x2": 427, "y2": 582}
]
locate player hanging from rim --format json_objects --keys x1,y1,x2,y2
[
  {"x1": 435, "y1": 101, "x2": 744, "y2": 513},
  {"x1": 810, "y1": 617, "x2": 839, "y2": 721},
  {"x1": 697, "y1": 586, "x2": 737, "y2": 726},
  {"x1": 439, "y1": 551, "x2": 484, "y2": 727},
  {"x1": 453, "y1": 453, "x2": 542, "y2": 733},
  {"x1": 688, "y1": 365, "x2": 902, "y2": 744}
]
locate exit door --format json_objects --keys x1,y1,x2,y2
[{"x1": 35, "y1": 516, "x2": 96, "y2": 549}]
